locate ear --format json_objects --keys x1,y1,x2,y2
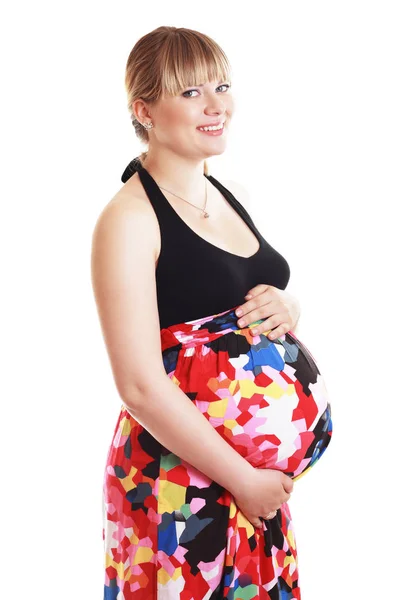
[{"x1": 131, "y1": 98, "x2": 152, "y2": 123}]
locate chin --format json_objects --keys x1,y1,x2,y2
[
  {"x1": 203, "y1": 144, "x2": 227, "y2": 159},
  {"x1": 211, "y1": 147, "x2": 226, "y2": 158}
]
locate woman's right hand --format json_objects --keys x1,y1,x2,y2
[{"x1": 232, "y1": 468, "x2": 294, "y2": 530}]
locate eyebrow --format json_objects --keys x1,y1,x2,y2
[{"x1": 193, "y1": 81, "x2": 226, "y2": 87}]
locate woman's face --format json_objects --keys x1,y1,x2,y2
[{"x1": 147, "y1": 78, "x2": 234, "y2": 160}]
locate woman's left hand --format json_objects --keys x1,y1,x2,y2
[{"x1": 235, "y1": 285, "x2": 301, "y2": 340}]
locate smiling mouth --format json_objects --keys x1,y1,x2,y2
[{"x1": 197, "y1": 122, "x2": 225, "y2": 132}]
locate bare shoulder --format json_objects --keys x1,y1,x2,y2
[
  {"x1": 92, "y1": 172, "x2": 160, "y2": 260},
  {"x1": 101, "y1": 172, "x2": 155, "y2": 218},
  {"x1": 219, "y1": 179, "x2": 252, "y2": 211}
]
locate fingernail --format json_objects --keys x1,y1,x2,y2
[
  {"x1": 236, "y1": 308, "x2": 243, "y2": 317},
  {"x1": 238, "y1": 319, "x2": 245, "y2": 327},
  {"x1": 252, "y1": 329, "x2": 258, "y2": 335},
  {"x1": 245, "y1": 294, "x2": 253, "y2": 299}
]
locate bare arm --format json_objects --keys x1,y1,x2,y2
[
  {"x1": 124, "y1": 373, "x2": 254, "y2": 494},
  {"x1": 91, "y1": 193, "x2": 254, "y2": 496}
]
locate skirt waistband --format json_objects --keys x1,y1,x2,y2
[{"x1": 160, "y1": 305, "x2": 267, "y2": 352}]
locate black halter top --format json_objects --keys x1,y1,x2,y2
[{"x1": 121, "y1": 158, "x2": 290, "y2": 330}]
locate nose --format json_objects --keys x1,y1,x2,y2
[
  {"x1": 204, "y1": 92, "x2": 226, "y2": 115},
  {"x1": 204, "y1": 100, "x2": 225, "y2": 117}
]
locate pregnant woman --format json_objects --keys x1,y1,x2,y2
[{"x1": 91, "y1": 26, "x2": 333, "y2": 599}]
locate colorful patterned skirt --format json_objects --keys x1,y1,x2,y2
[{"x1": 103, "y1": 305, "x2": 333, "y2": 599}]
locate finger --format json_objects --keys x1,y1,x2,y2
[
  {"x1": 283, "y1": 477, "x2": 294, "y2": 494},
  {"x1": 249, "y1": 314, "x2": 284, "y2": 336},
  {"x1": 267, "y1": 322, "x2": 291, "y2": 340},
  {"x1": 253, "y1": 518, "x2": 264, "y2": 529},
  {"x1": 236, "y1": 310, "x2": 266, "y2": 329},
  {"x1": 235, "y1": 295, "x2": 274, "y2": 323},
  {"x1": 244, "y1": 284, "x2": 270, "y2": 300}
]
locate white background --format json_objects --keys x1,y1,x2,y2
[{"x1": 1, "y1": 1, "x2": 399, "y2": 598}]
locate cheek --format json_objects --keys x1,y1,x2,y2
[
  {"x1": 158, "y1": 107, "x2": 196, "y2": 136},
  {"x1": 159, "y1": 109, "x2": 180, "y2": 128},
  {"x1": 176, "y1": 106, "x2": 200, "y2": 130},
  {"x1": 226, "y1": 96, "x2": 235, "y2": 115}
]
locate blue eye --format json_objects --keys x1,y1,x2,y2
[
  {"x1": 182, "y1": 83, "x2": 231, "y2": 98},
  {"x1": 182, "y1": 89, "x2": 198, "y2": 98}
]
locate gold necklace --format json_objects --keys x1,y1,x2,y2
[{"x1": 158, "y1": 177, "x2": 209, "y2": 218}]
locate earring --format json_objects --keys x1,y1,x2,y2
[{"x1": 142, "y1": 122, "x2": 154, "y2": 130}]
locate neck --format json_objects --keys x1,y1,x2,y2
[{"x1": 141, "y1": 148, "x2": 208, "y2": 201}]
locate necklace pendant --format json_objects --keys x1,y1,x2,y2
[{"x1": 203, "y1": 211, "x2": 210, "y2": 218}]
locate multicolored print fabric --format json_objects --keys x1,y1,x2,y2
[{"x1": 103, "y1": 305, "x2": 333, "y2": 599}]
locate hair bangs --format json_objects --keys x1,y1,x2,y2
[{"x1": 159, "y1": 31, "x2": 231, "y2": 98}]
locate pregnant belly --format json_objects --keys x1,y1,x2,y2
[{"x1": 163, "y1": 323, "x2": 332, "y2": 482}]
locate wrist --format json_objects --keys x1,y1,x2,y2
[{"x1": 228, "y1": 460, "x2": 256, "y2": 496}]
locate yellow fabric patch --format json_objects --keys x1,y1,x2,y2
[
  {"x1": 158, "y1": 567, "x2": 170, "y2": 584},
  {"x1": 105, "y1": 553, "x2": 114, "y2": 568},
  {"x1": 265, "y1": 381, "x2": 295, "y2": 399},
  {"x1": 121, "y1": 466, "x2": 138, "y2": 492},
  {"x1": 117, "y1": 560, "x2": 126, "y2": 579},
  {"x1": 158, "y1": 566, "x2": 183, "y2": 584},
  {"x1": 158, "y1": 480, "x2": 186, "y2": 513},
  {"x1": 172, "y1": 567, "x2": 182, "y2": 581},
  {"x1": 120, "y1": 417, "x2": 131, "y2": 436},
  {"x1": 207, "y1": 397, "x2": 228, "y2": 417},
  {"x1": 284, "y1": 554, "x2": 295, "y2": 568},
  {"x1": 238, "y1": 378, "x2": 257, "y2": 397},
  {"x1": 229, "y1": 502, "x2": 238, "y2": 518},
  {"x1": 129, "y1": 531, "x2": 139, "y2": 545},
  {"x1": 237, "y1": 509, "x2": 254, "y2": 538},
  {"x1": 133, "y1": 546, "x2": 154, "y2": 565},
  {"x1": 287, "y1": 528, "x2": 296, "y2": 549},
  {"x1": 229, "y1": 379, "x2": 240, "y2": 395}
]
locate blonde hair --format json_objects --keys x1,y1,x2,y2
[{"x1": 124, "y1": 26, "x2": 232, "y2": 176}]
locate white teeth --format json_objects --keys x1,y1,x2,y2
[{"x1": 198, "y1": 122, "x2": 224, "y2": 132}]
